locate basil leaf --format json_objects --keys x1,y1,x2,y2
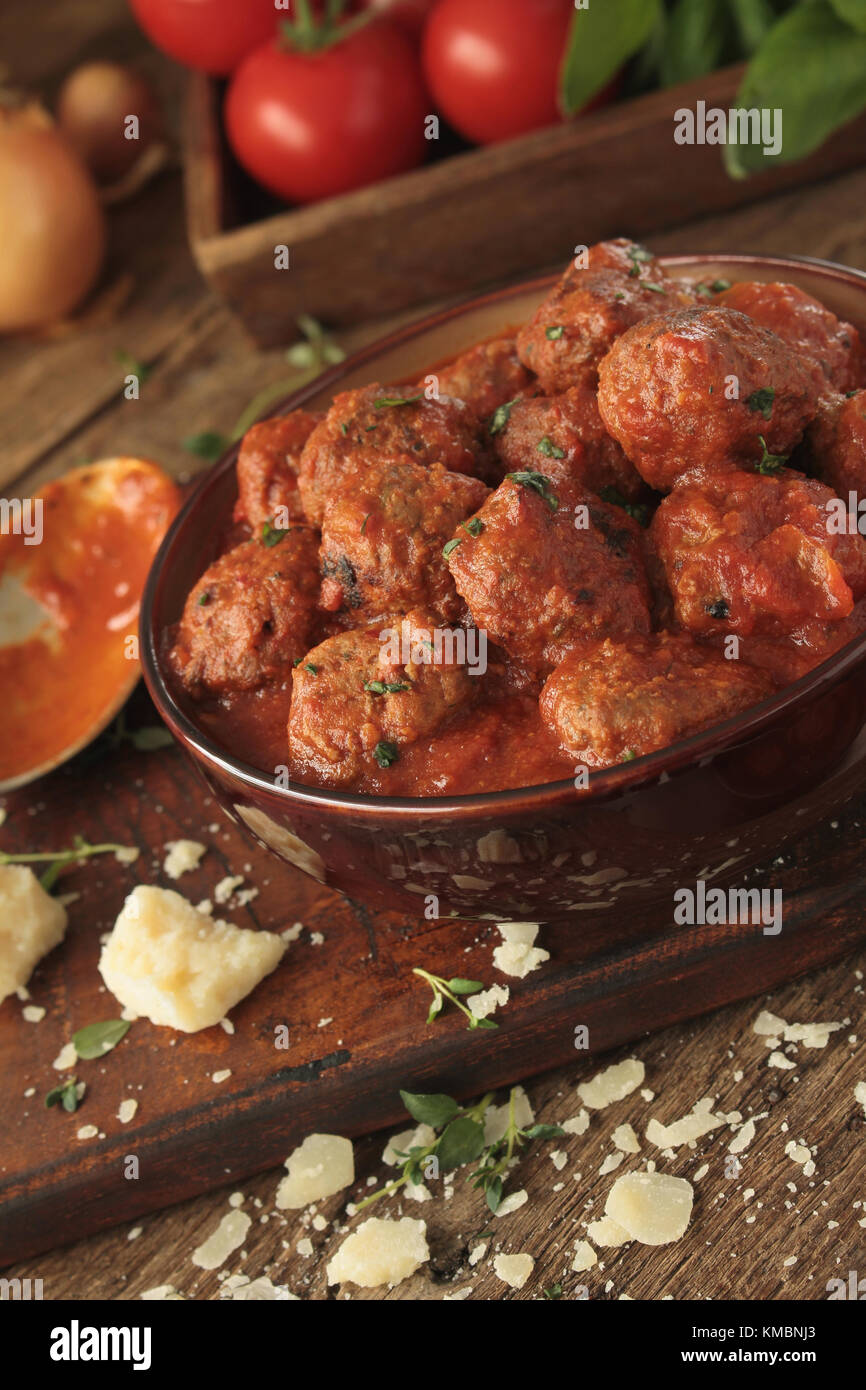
[
  {"x1": 560, "y1": 0, "x2": 662, "y2": 114},
  {"x1": 829, "y1": 0, "x2": 866, "y2": 34},
  {"x1": 435, "y1": 1116, "x2": 486, "y2": 1170},
  {"x1": 73, "y1": 1019, "x2": 131, "y2": 1060},
  {"x1": 183, "y1": 431, "x2": 229, "y2": 463},
  {"x1": 659, "y1": 0, "x2": 735, "y2": 88},
  {"x1": 399, "y1": 1090, "x2": 459, "y2": 1128},
  {"x1": 725, "y1": 2, "x2": 866, "y2": 177},
  {"x1": 728, "y1": 0, "x2": 778, "y2": 54},
  {"x1": 446, "y1": 978, "x2": 485, "y2": 996},
  {"x1": 485, "y1": 1175, "x2": 504, "y2": 1213}
]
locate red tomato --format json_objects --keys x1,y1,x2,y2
[
  {"x1": 129, "y1": 0, "x2": 280, "y2": 74},
  {"x1": 423, "y1": 0, "x2": 573, "y2": 145},
  {"x1": 354, "y1": 0, "x2": 436, "y2": 37},
  {"x1": 225, "y1": 23, "x2": 429, "y2": 204}
]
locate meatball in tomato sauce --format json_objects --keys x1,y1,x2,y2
[
  {"x1": 318, "y1": 457, "x2": 488, "y2": 622},
  {"x1": 445, "y1": 473, "x2": 651, "y2": 677},
  {"x1": 597, "y1": 306, "x2": 822, "y2": 491},
  {"x1": 516, "y1": 238, "x2": 695, "y2": 394},
  {"x1": 651, "y1": 468, "x2": 866, "y2": 639},
  {"x1": 288, "y1": 609, "x2": 476, "y2": 789},
  {"x1": 802, "y1": 388, "x2": 866, "y2": 499},
  {"x1": 233, "y1": 410, "x2": 320, "y2": 529},
  {"x1": 490, "y1": 380, "x2": 645, "y2": 501},
  {"x1": 716, "y1": 281, "x2": 866, "y2": 395},
  {"x1": 170, "y1": 527, "x2": 320, "y2": 696},
  {"x1": 298, "y1": 384, "x2": 492, "y2": 525},
  {"x1": 540, "y1": 632, "x2": 773, "y2": 768},
  {"x1": 434, "y1": 336, "x2": 534, "y2": 420}
]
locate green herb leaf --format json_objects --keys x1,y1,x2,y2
[
  {"x1": 442, "y1": 537, "x2": 462, "y2": 559},
  {"x1": 755, "y1": 435, "x2": 788, "y2": 474},
  {"x1": 115, "y1": 350, "x2": 153, "y2": 384},
  {"x1": 373, "y1": 394, "x2": 423, "y2": 409},
  {"x1": 621, "y1": 749, "x2": 637, "y2": 762},
  {"x1": 436, "y1": 1116, "x2": 486, "y2": 1170},
  {"x1": 446, "y1": 978, "x2": 485, "y2": 996},
  {"x1": 829, "y1": 0, "x2": 866, "y2": 35},
  {"x1": 488, "y1": 397, "x2": 520, "y2": 436},
  {"x1": 373, "y1": 740, "x2": 399, "y2": 768},
  {"x1": 461, "y1": 517, "x2": 484, "y2": 538},
  {"x1": 522, "y1": 1124, "x2": 566, "y2": 1140},
  {"x1": 427, "y1": 993, "x2": 444, "y2": 1024},
  {"x1": 262, "y1": 519, "x2": 289, "y2": 547},
  {"x1": 545, "y1": 325, "x2": 565, "y2": 340},
  {"x1": 399, "y1": 1090, "x2": 460, "y2": 1128},
  {"x1": 364, "y1": 680, "x2": 409, "y2": 695},
  {"x1": 182, "y1": 431, "x2": 229, "y2": 463},
  {"x1": 72, "y1": 1019, "x2": 131, "y2": 1060},
  {"x1": 197, "y1": 591, "x2": 211, "y2": 606},
  {"x1": 560, "y1": 0, "x2": 662, "y2": 114},
  {"x1": 543, "y1": 1283, "x2": 564, "y2": 1300},
  {"x1": 45, "y1": 1077, "x2": 81, "y2": 1113},
  {"x1": 659, "y1": 0, "x2": 737, "y2": 89},
  {"x1": 695, "y1": 277, "x2": 733, "y2": 296},
  {"x1": 598, "y1": 485, "x2": 651, "y2": 528},
  {"x1": 641, "y1": 281, "x2": 667, "y2": 294},
  {"x1": 506, "y1": 470, "x2": 559, "y2": 511},
  {"x1": 746, "y1": 386, "x2": 775, "y2": 420},
  {"x1": 537, "y1": 436, "x2": 566, "y2": 460},
  {"x1": 485, "y1": 1175, "x2": 504, "y2": 1213},
  {"x1": 725, "y1": 2, "x2": 866, "y2": 177}
]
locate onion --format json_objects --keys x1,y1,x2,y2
[
  {"x1": 56, "y1": 62, "x2": 162, "y2": 184},
  {"x1": 0, "y1": 103, "x2": 106, "y2": 333}
]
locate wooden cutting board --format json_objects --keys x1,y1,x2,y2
[{"x1": 3, "y1": 689, "x2": 866, "y2": 1267}]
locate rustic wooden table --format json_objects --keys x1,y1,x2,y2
[{"x1": 2, "y1": 0, "x2": 865, "y2": 1301}]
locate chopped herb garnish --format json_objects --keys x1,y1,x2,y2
[
  {"x1": 45, "y1": 1077, "x2": 82, "y2": 1114},
  {"x1": 262, "y1": 518, "x2": 289, "y2": 547},
  {"x1": 641, "y1": 281, "x2": 666, "y2": 294},
  {"x1": 340, "y1": 421, "x2": 349, "y2": 435},
  {"x1": 442, "y1": 537, "x2": 462, "y2": 558},
  {"x1": 621, "y1": 749, "x2": 637, "y2": 762},
  {"x1": 197, "y1": 591, "x2": 211, "y2": 606},
  {"x1": 706, "y1": 598, "x2": 730, "y2": 620},
  {"x1": 413, "y1": 967, "x2": 495, "y2": 1031},
  {"x1": 696, "y1": 278, "x2": 732, "y2": 296},
  {"x1": 626, "y1": 244, "x2": 653, "y2": 277},
  {"x1": 461, "y1": 517, "x2": 484, "y2": 538},
  {"x1": 364, "y1": 425, "x2": 377, "y2": 432},
  {"x1": 115, "y1": 350, "x2": 153, "y2": 384},
  {"x1": 182, "y1": 431, "x2": 229, "y2": 463},
  {"x1": 72, "y1": 1019, "x2": 131, "y2": 1060},
  {"x1": 598, "y1": 485, "x2": 650, "y2": 528},
  {"x1": 545, "y1": 325, "x2": 564, "y2": 340},
  {"x1": 746, "y1": 387, "x2": 775, "y2": 420},
  {"x1": 755, "y1": 435, "x2": 788, "y2": 474},
  {"x1": 373, "y1": 740, "x2": 399, "y2": 768},
  {"x1": 537, "y1": 436, "x2": 566, "y2": 459},
  {"x1": 613, "y1": 291, "x2": 626, "y2": 301},
  {"x1": 506, "y1": 470, "x2": 559, "y2": 511},
  {"x1": 303, "y1": 663, "x2": 319, "y2": 675},
  {"x1": 373, "y1": 394, "x2": 422, "y2": 409},
  {"x1": 543, "y1": 1284, "x2": 564, "y2": 1300},
  {"x1": 360, "y1": 513, "x2": 371, "y2": 534},
  {"x1": 0, "y1": 837, "x2": 136, "y2": 894},
  {"x1": 488, "y1": 396, "x2": 520, "y2": 436},
  {"x1": 293, "y1": 657, "x2": 302, "y2": 667},
  {"x1": 363, "y1": 680, "x2": 410, "y2": 695}
]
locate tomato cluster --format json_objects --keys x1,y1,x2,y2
[{"x1": 129, "y1": 0, "x2": 606, "y2": 205}]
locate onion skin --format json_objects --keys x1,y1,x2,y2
[
  {"x1": 0, "y1": 106, "x2": 106, "y2": 333},
  {"x1": 57, "y1": 62, "x2": 162, "y2": 183}
]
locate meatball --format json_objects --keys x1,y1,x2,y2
[
  {"x1": 597, "y1": 306, "x2": 823, "y2": 491},
  {"x1": 233, "y1": 410, "x2": 320, "y2": 529},
  {"x1": 490, "y1": 380, "x2": 645, "y2": 501},
  {"x1": 716, "y1": 281, "x2": 866, "y2": 394},
  {"x1": 434, "y1": 336, "x2": 534, "y2": 420},
  {"x1": 540, "y1": 631, "x2": 773, "y2": 768},
  {"x1": 651, "y1": 468, "x2": 866, "y2": 638},
  {"x1": 170, "y1": 527, "x2": 320, "y2": 696},
  {"x1": 445, "y1": 473, "x2": 651, "y2": 676},
  {"x1": 318, "y1": 456, "x2": 488, "y2": 622},
  {"x1": 802, "y1": 389, "x2": 866, "y2": 499},
  {"x1": 288, "y1": 609, "x2": 475, "y2": 787},
  {"x1": 516, "y1": 238, "x2": 695, "y2": 394},
  {"x1": 297, "y1": 383, "x2": 492, "y2": 525}
]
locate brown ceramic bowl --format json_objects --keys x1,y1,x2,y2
[{"x1": 141, "y1": 253, "x2": 866, "y2": 924}]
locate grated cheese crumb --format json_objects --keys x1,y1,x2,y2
[
  {"x1": 192, "y1": 1210, "x2": 251, "y2": 1270},
  {"x1": 162, "y1": 840, "x2": 206, "y2": 880},
  {"x1": 578, "y1": 1058, "x2": 644, "y2": 1110},
  {"x1": 276, "y1": 1133, "x2": 354, "y2": 1209},
  {"x1": 117, "y1": 1098, "x2": 138, "y2": 1124},
  {"x1": 493, "y1": 1253, "x2": 534, "y2": 1289}
]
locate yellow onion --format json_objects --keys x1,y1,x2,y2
[
  {"x1": 57, "y1": 62, "x2": 162, "y2": 184},
  {"x1": 0, "y1": 102, "x2": 106, "y2": 333}
]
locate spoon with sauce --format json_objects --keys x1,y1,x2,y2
[{"x1": 0, "y1": 458, "x2": 180, "y2": 791}]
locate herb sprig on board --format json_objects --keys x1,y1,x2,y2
[{"x1": 412, "y1": 967, "x2": 497, "y2": 1030}]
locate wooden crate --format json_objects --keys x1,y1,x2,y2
[{"x1": 183, "y1": 63, "x2": 866, "y2": 348}]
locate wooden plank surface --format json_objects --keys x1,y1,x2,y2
[{"x1": 2, "y1": 0, "x2": 866, "y2": 1301}]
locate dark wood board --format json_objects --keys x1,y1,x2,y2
[{"x1": 3, "y1": 692, "x2": 866, "y2": 1267}]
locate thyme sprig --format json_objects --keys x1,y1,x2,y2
[{"x1": 412, "y1": 967, "x2": 497, "y2": 1030}]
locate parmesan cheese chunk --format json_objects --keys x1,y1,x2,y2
[
  {"x1": 493, "y1": 1253, "x2": 534, "y2": 1289},
  {"x1": 586, "y1": 1216, "x2": 631, "y2": 1248},
  {"x1": 467, "y1": 983, "x2": 510, "y2": 1019},
  {"x1": 162, "y1": 840, "x2": 206, "y2": 880},
  {"x1": 646, "y1": 1103, "x2": 726, "y2": 1149},
  {"x1": 571, "y1": 1241, "x2": 597, "y2": 1272},
  {"x1": 492, "y1": 922, "x2": 549, "y2": 978},
  {"x1": 612, "y1": 1123, "x2": 641, "y2": 1153},
  {"x1": 276, "y1": 1133, "x2": 354, "y2": 1209},
  {"x1": 855, "y1": 1081, "x2": 866, "y2": 1118},
  {"x1": 382, "y1": 1124, "x2": 436, "y2": 1165},
  {"x1": 753, "y1": 1009, "x2": 787, "y2": 1035},
  {"x1": 192, "y1": 1210, "x2": 251, "y2": 1270},
  {"x1": 326, "y1": 1217, "x2": 428, "y2": 1288},
  {"x1": 98, "y1": 886, "x2": 285, "y2": 1032},
  {"x1": 578, "y1": 1058, "x2": 644, "y2": 1110},
  {"x1": 0, "y1": 865, "x2": 68, "y2": 1003},
  {"x1": 605, "y1": 1171, "x2": 694, "y2": 1246}
]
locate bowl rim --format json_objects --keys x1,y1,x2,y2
[{"x1": 141, "y1": 250, "x2": 866, "y2": 818}]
